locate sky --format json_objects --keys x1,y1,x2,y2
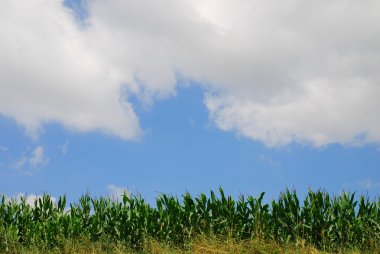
[{"x1": 0, "y1": 0, "x2": 379, "y2": 204}]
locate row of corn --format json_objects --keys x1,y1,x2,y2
[{"x1": 0, "y1": 188, "x2": 379, "y2": 252}]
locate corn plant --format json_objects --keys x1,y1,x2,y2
[{"x1": 0, "y1": 188, "x2": 379, "y2": 252}]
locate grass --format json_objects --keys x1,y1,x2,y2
[{"x1": 3, "y1": 236, "x2": 377, "y2": 254}]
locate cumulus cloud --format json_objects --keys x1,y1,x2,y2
[
  {"x1": 13, "y1": 156, "x2": 28, "y2": 170},
  {"x1": 1, "y1": 0, "x2": 380, "y2": 147},
  {"x1": 12, "y1": 146, "x2": 49, "y2": 171},
  {"x1": 198, "y1": 0, "x2": 380, "y2": 147},
  {"x1": 107, "y1": 184, "x2": 130, "y2": 200},
  {"x1": 59, "y1": 141, "x2": 69, "y2": 155},
  {"x1": 29, "y1": 146, "x2": 49, "y2": 167},
  {"x1": 258, "y1": 154, "x2": 281, "y2": 168},
  {"x1": 355, "y1": 179, "x2": 380, "y2": 190},
  {"x1": 0, "y1": 0, "x2": 141, "y2": 140},
  {"x1": 4, "y1": 193, "x2": 57, "y2": 208}
]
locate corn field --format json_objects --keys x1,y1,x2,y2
[{"x1": 1, "y1": 188, "x2": 379, "y2": 252}]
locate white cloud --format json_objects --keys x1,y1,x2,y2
[
  {"x1": 29, "y1": 146, "x2": 49, "y2": 167},
  {"x1": 107, "y1": 184, "x2": 130, "y2": 200},
  {"x1": 13, "y1": 156, "x2": 28, "y2": 170},
  {"x1": 1, "y1": 0, "x2": 380, "y2": 147},
  {"x1": 355, "y1": 179, "x2": 380, "y2": 190},
  {"x1": 4, "y1": 193, "x2": 57, "y2": 208},
  {"x1": 258, "y1": 154, "x2": 280, "y2": 168},
  {"x1": 12, "y1": 146, "x2": 49, "y2": 171},
  {"x1": 199, "y1": 0, "x2": 380, "y2": 147},
  {"x1": 59, "y1": 141, "x2": 69, "y2": 155},
  {"x1": 0, "y1": 0, "x2": 141, "y2": 140}
]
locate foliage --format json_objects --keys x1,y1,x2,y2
[{"x1": 0, "y1": 188, "x2": 379, "y2": 253}]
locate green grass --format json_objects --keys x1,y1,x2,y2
[{"x1": 1, "y1": 188, "x2": 379, "y2": 253}]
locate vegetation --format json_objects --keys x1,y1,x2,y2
[{"x1": 1, "y1": 188, "x2": 379, "y2": 253}]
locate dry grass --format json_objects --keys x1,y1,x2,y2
[
  {"x1": 188, "y1": 236, "x2": 322, "y2": 254},
  {"x1": 3, "y1": 237, "x2": 379, "y2": 254},
  {"x1": 143, "y1": 236, "x2": 380, "y2": 254},
  {"x1": 135, "y1": 236, "x2": 375, "y2": 254}
]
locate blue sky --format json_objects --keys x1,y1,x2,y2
[
  {"x1": 1, "y1": 0, "x2": 379, "y2": 203},
  {"x1": 1, "y1": 83, "x2": 379, "y2": 203}
]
